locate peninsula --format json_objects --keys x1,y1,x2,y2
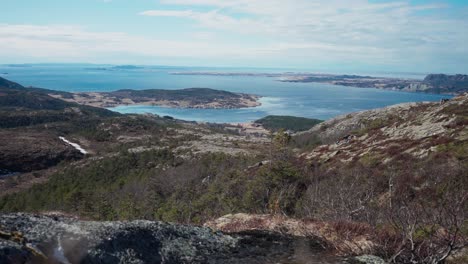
[
  {"x1": 172, "y1": 72, "x2": 468, "y2": 95},
  {"x1": 48, "y1": 88, "x2": 261, "y2": 109}
]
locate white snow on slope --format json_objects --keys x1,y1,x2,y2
[
  {"x1": 53, "y1": 237, "x2": 72, "y2": 264},
  {"x1": 59, "y1": 137, "x2": 88, "y2": 155}
]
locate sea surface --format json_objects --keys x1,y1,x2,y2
[{"x1": 0, "y1": 64, "x2": 449, "y2": 123}]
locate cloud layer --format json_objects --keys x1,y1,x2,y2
[{"x1": 1, "y1": 0, "x2": 467, "y2": 72}]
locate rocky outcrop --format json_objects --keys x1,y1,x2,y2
[
  {"x1": 0, "y1": 213, "x2": 236, "y2": 263},
  {"x1": 298, "y1": 93, "x2": 468, "y2": 164},
  {"x1": 0, "y1": 213, "x2": 344, "y2": 264},
  {"x1": 350, "y1": 255, "x2": 386, "y2": 264},
  {"x1": 404, "y1": 74, "x2": 468, "y2": 94}
]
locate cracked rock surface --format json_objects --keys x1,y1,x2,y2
[{"x1": 0, "y1": 213, "x2": 346, "y2": 264}]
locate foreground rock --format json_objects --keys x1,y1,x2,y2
[
  {"x1": 0, "y1": 213, "x2": 343, "y2": 264},
  {"x1": 205, "y1": 213, "x2": 375, "y2": 256}
]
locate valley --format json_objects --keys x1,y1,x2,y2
[
  {"x1": 0, "y1": 76, "x2": 466, "y2": 263},
  {"x1": 3, "y1": 0, "x2": 468, "y2": 262}
]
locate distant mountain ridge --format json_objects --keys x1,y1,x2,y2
[
  {"x1": 288, "y1": 73, "x2": 468, "y2": 94},
  {"x1": 175, "y1": 72, "x2": 468, "y2": 94},
  {"x1": 421, "y1": 74, "x2": 468, "y2": 93},
  {"x1": 424, "y1": 73, "x2": 468, "y2": 82}
]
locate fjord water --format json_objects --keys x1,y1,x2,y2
[{"x1": 0, "y1": 64, "x2": 448, "y2": 123}]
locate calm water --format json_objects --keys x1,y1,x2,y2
[{"x1": 0, "y1": 64, "x2": 448, "y2": 123}]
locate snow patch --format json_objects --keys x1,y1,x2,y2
[
  {"x1": 53, "y1": 237, "x2": 72, "y2": 264},
  {"x1": 59, "y1": 137, "x2": 88, "y2": 154}
]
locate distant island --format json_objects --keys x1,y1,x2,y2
[
  {"x1": 172, "y1": 72, "x2": 468, "y2": 95},
  {"x1": 49, "y1": 88, "x2": 261, "y2": 109},
  {"x1": 4, "y1": 64, "x2": 33, "y2": 68},
  {"x1": 84, "y1": 65, "x2": 144, "y2": 71}
]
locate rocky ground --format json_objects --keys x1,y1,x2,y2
[
  {"x1": 172, "y1": 124, "x2": 269, "y2": 157},
  {"x1": 0, "y1": 213, "x2": 352, "y2": 264},
  {"x1": 205, "y1": 213, "x2": 375, "y2": 256},
  {"x1": 297, "y1": 93, "x2": 467, "y2": 164}
]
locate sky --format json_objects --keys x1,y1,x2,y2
[{"x1": 1, "y1": 0, "x2": 468, "y2": 73}]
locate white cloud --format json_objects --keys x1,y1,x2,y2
[
  {"x1": 2, "y1": 0, "x2": 467, "y2": 71},
  {"x1": 139, "y1": 0, "x2": 468, "y2": 70},
  {"x1": 0, "y1": 24, "x2": 275, "y2": 62},
  {"x1": 140, "y1": 9, "x2": 268, "y2": 33},
  {"x1": 139, "y1": 10, "x2": 196, "y2": 17},
  {"x1": 149, "y1": 0, "x2": 460, "y2": 43}
]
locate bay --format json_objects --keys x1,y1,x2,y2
[{"x1": 0, "y1": 64, "x2": 448, "y2": 123}]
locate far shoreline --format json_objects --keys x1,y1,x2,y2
[{"x1": 172, "y1": 71, "x2": 466, "y2": 95}]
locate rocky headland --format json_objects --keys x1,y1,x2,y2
[{"x1": 0, "y1": 213, "x2": 345, "y2": 264}]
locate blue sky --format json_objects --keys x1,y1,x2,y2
[{"x1": 1, "y1": 0, "x2": 467, "y2": 73}]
